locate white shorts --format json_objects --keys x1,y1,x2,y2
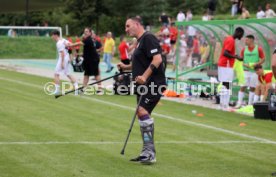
[
  {"x1": 242, "y1": 71, "x2": 258, "y2": 88},
  {"x1": 218, "y1": 66, "x2": 234, "y2": 82},
  {"x1": 55, "y1": 59, "x2": 71, "y2": 76}
]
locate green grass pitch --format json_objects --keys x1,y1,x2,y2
[{"x1": 0, "y1": 69, "x2": 276, "y2": 177}]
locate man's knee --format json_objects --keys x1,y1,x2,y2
[
  {"x1": 240, "y1": 86, "x2": 246, "y2": 92},
  {"x1": 249, "y1": 87, "x2": 255, "y2": 92},
  {"x1": 137, "y1": 106, "x2": 149, "y2": 118}
]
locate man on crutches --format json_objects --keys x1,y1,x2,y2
[
  {"x1": 270, "y1": 47, "x2": 276, "y2": 176},
  {"x1": 118, "y1": 17, "x2": 166, "y2": 164}
]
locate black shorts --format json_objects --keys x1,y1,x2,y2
[
  {"x1": 121, "y1": 59, "x2": 130, "y2": 65},
  {"x1": 82, "y1": 59, "x2": 100, "y2": 76},
  {"x1": 187, "y1": 36, "x2": 194, "y2": 48},
  {"x1": 68, "y1": 49, "x2": 72, "y2": 54},
  {"x1": 137, "y1": 92, "x2": 161, "y2": 114},
  {"x1": 170, "y1": 40, "x2": 176, "y2": 45}
]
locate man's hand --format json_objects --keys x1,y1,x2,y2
[
  {"x1": 235, "y1": 55, "x2": 243, "y2": 61},
  {"x1": 117, "y1": 62, "x2": 127, "y2": 71},
  {"x1": 243, "y1": 63, "x2": 250, "y2": 68},
  {"x1": 135, "y1": 75, "x2": 146, "y2": 85}
]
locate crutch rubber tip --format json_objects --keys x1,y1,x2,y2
[
  {"x1": 55, "y1": 95, "x2": 61, "y2": 99},
  {"x1": 120, "y1": 150, "x2": 125, "y2": 155}
]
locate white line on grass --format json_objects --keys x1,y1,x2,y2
[
  {"x1": 1, "y1": 77, "x2": 276, "y2": 145},
  {"x1": 0, "y1": 140, "x2": 272, "y2": 145}
]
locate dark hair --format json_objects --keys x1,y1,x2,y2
[
  {"x1": 235, "y1": 27, "x2": 244, "y2": 34},
  {"x1": 120, "y1": 35, "x2": 125, "y2": 42},
  {"x1": 85, "y1": 27, "x2": 92, "y2": 32},
  {"x1": 51, "y1": 30, "x2": 60, "y2": 36},
  {"x1": 254, "y1": 64, "x2": 263, "y2": 71},
  {"x1": 246, "y1": 34, "x2": 255, "y2": 40},
  {"x1": 129, "y1": 16, "x2": 143, "y2": 25}
]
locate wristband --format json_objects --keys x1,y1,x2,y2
[{"x1": 149, "y1": 64, "x2": 158, "y2": 73}]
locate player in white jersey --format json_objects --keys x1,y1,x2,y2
[{"x1": 51, "y1": 30, "x2": 78, "y2": 95}]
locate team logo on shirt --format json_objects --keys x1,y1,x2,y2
[{"x1": 151, "y1": 49, "x2": 158, "y2": 54}]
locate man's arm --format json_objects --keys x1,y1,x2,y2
[
  {"x1": 271, "y1": 49, "x2": 276, "y2": 79},
  {"x1": 136, "y1": 54, "x2": 162, "y2": 84},
  {"x1": 117, "y1": 62, "x2": 132, "y2": 71},
  {"x1": 224, "y1": 50, "x2": 243, "y2": 61},
  {"x1": 69, "y1": 41, "x2": 84, "y2": 47}
]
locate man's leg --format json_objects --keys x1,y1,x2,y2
[
  {"x1": 259, "y1": 84, "x2": 265, "y2": 101},
  {"x1": 130, "y1": 93, "x2": 161, "y2": 164},
  {"x1": 67, "y1": 75, "x2": 79, "y2": 95},
  {"x1": 248, "y1": 87, "x2": 255, "y2": 105},
  {"x1": 54, "y1": 73, "x2": 61, "y2": 94},
  {"x1": 218, "y1": 67, "x2": 233, "y2": 110},
  {"x1": 130, "y1": 106, "x2": 156, "y2": 164},
  {"x1": 106, "y1": 54, "x2": 113, "y2": 72},
  {"x1": 263, "y1": 83, "x2": 272, "y2": 101},
  {"x1": 236, "y1": 86, "x2": 246, "y2": 108},
  {"x1": 254, "y1": 85, "x2": 261, "y2": 103},
  {"x1": 222, "y1": 82, "x2": 231, "y2": 110},
  {"x1": 95, "y1": 74, "x2": 103, "y2": 92},
  {"x1": 83, "y1": 75, "x2": 89, "y2": 88},
  {"x1": 103, "y1": 53, "x2": 108, "y2": 71},
  {"x1": 248, "y1": 72, "x2": 258, "y2": 105}
]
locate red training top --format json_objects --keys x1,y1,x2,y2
[
  {"x1": 169, "y1": 27, "x2": 178, "y2": 41},
  {"x1": 161, "y1": 43, "x2": 170, "y2": 54},
  {"x1": 75, "y1": 37, "x2": 81, "y2": 50},
  {"x1": 193, "y1": 38, "x2": 199, "y2": 54},
  {"x1": 67, "y1": 37, "x2": 73, "y2": 50},
  {"x1": 259, "y1": 71, "x2": 273, "y2": 84},
  {"x1": 118, "y1": 41, "x2": 129, "y2": 60},
  {"x1": 218, "y1": 36, "x2": 235, "y2": 68}
]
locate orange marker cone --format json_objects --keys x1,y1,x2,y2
[
  {"x1": 239, "y1": 122, "x2": 247, "y2": 127},
  {"x1": 196, "y1": 113, "x2": 204, "y2": 117}
]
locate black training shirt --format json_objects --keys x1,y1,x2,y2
[
  {"x1": 83, "y1": 36, "x2": 99, "y2": 61},
  {"x1": 132, "y1": 32, "x2": 166, "y2": 86}
]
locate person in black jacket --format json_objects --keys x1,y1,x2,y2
[{"x1": 70, "y1": 27, "x2": 101, "y2": 90}]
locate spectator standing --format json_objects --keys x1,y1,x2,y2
[
  {"x1": 176, "y1": 11, "x2": 185, "y2": 22},
  {"x1": 256, "y1": 6, "x2": 265, "y2": 19},
  {"x1": 159, "y1": 12, "x2": 171, "y2": 26},
  {"x1": 66, "y1": 35, "x2": 73, "y2": 61},
  {"x1": 118, "y1": 35, "x2": 130, "y2": 65},
  {"x1": 103, "y1": 32, "x2": 115, "y2": 72},
  {"x1": 239, "y1": 7, "x2": 250, "y2": 19},
  {"x1": 74, "y1": 36, "x2": 81, "y2": 54},
  {"x1": 237, "y1": 0, "x2": 244, "y2": 14},
  {"x1": 230, "y1": 0, "x2": 238, "y2": 16},
  {"x1": 202, "y1": 11, "x2": 210, "y2": 21},
  {"x1": 186, "y1": 10, "x2": 193, "y2": 21},
  {"x1": 92, "y1": 31, "x2": 103, "y2": 59},
  {"x1": 265, "y1": 3, "x2": 276, "y2": 18},
  {"x1": 208, "y1": 0, "x2": 217, "y2": 19}
]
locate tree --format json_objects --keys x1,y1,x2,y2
[{"x1": 64, "y1": 0, "x2": 109, "y2": 34}]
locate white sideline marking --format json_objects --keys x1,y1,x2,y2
[
  {"x1": 1, "y1": 77, "x2": 276, "y2": 145},
  {"x1": 0, "y1": 140, "x2": 272, "y2": 145}
]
